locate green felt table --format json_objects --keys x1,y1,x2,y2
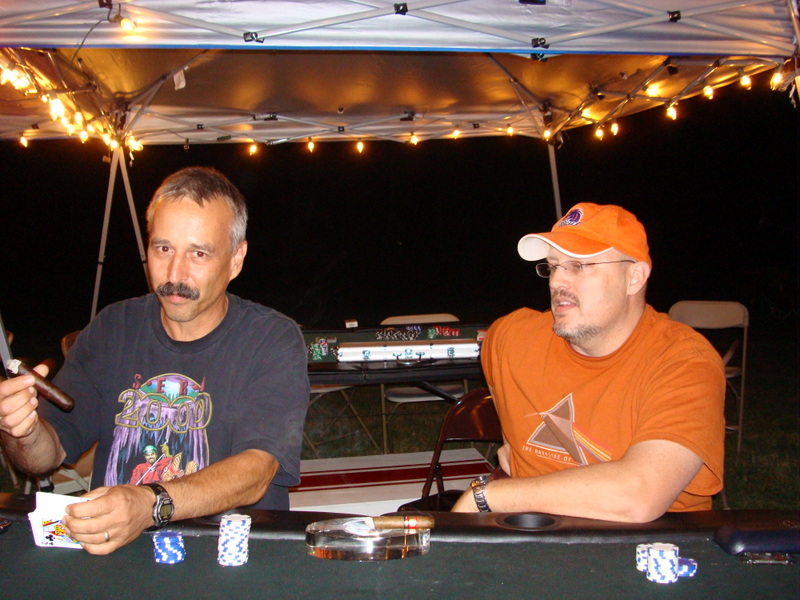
[{"x1": 1, "y1": 495, "x2": 798, "y2": 599}]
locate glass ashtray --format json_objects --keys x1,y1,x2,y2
[{"x1": 305, "y1": 517, "x2": 431, "y2": 561}]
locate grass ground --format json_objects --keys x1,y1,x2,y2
[{"x1": 2, "y1": 313, "x2": 798, "y2": 511}]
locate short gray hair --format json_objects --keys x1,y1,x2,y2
[{"x1": 146, "y1": 166, "x2": 248, "y2": 253}]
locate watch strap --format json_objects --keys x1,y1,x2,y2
[
  {"x1": 143, "y1": 482, "x2": 174, "y2": 530},
  {"x1": 471, "y1": 475, "x2": 492, "y2": 512}
]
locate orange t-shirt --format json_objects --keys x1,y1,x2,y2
[{"x1": 482, "y1": 305, "x2": 725, "y2": 512}]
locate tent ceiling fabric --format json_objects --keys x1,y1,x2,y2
[
  {"x1": 0, "y1": 1, "x2": 797, "y2": 146},
  {"x1": 0, "y1": 0, "x2": 796, "y2": 55}
]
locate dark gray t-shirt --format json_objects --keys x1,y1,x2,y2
[{"x1": 45, "y1": 292, "x2": 309, "y2": 510}]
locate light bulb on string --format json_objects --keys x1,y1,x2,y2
[
  {"x1": 703, "y1": 84, "x2": 714, "y2": 99},
  {"x1": 356, "y1": 141, "x2": 364, "y2": 153},
  {"x1": 543, "y1": 128, "x2": 552, "y2": 141},
  {"x1": 410, "y1": 134, "x2": 418, "y2": 145},
  {"x1": 506, "y1": 125, "x2": 514, "y2": 136},
  {"x1": 770, "y1": 67, "x2": 783, "y2": 90},
  {"x1": 119, "y1": 17, "x2": 136, "y2": 33},
  {"x1": 49, "y1": 97, "x2": 66, "y2": 121},
  {"x1": 79, "y1": 130, "x2": 89, "y2": 143},
  {"x1": 452, "y1": 128, "x2": 460, "y2": 139},
  {"x1": 666, "y1": 104, "x2": 678, "y2": 120},
  {"x1": 307, "y1": 139, "x2": 314, "y2": 153},
  {"x1": 19, "y1": 134, "x2": 28, "y2": 147},
  {"x1": 739, "y1": 73, "x2": 752, "y2": 89},
  {"x1": 248, "y1": 143, "x2": 258, "y2": 155},
  {"x1": 610, "y1": 121, "x2": 619, "y2": 136},
  {"x1": 594, "y1": 126, "x2": 605, "y2": 140}
]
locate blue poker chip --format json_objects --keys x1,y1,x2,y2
[
  {"x1": 678, "y1": 557, "x2": 698, "y2": 577},
  {"x1": 152, "y1": 530, "x2": 186, "y2": 564}
]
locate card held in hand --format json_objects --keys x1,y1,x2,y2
[{"x1": 28, "y1": 491, "x2": 89, "y2": 549}]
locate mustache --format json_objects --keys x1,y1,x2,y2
[
  {"x1": 156, "y1": 281, "x2": 200, "y2": 301},
  {"x1": 551, "y1": 291, "x2": 579, "y2": 306}
]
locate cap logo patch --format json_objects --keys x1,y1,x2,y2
[{"x1": 557, "y1": 208, "x2": 583, "y2": 228}]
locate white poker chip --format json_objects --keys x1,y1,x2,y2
[
  {"x1": 217, "y1": 514, "x2": 251, "y2": 566},
  {"x1": 635, "y1": 542, "x2": 692, "y2": 585}
]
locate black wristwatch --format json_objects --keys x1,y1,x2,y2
[
  {"x1": 470, "y1": 475, "x2": 492, "y2": 512},
  {"x1": 143, "y1": 482, "x2": 174, "y2": 530}
]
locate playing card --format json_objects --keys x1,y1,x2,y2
[{"x1": 27, "y1": 491, "x2": 89, "y2": 549}]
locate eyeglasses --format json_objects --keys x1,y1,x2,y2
[{"x1": 535, "y1": 260, "x2": 635, "y2": 278}]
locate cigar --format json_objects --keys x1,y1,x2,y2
[
  {"x1": 370, "y1": 515, "x2": 435, "y2": 530},
  {"x1": 5, "y1": 359, "x2": 75, "y2": 412}
]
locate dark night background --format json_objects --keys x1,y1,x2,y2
[{"x1": 1, "y1": 75, "x2": 798, "y2": 363}]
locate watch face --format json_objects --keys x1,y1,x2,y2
[{"x1": 158, "y1": 502, "x2": 173, "y2": 520}]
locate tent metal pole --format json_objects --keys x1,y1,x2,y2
[
  {"x1": 116, "y1": 149, "x2": 148, "y2": 284},
  {"x1": 91, "y1": 149, "x2": 119, "y2": 319},
  {"x1": 547, "y1": 143, "x2": 563, "y2": 220}
]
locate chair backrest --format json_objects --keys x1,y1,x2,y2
[
  {"x1": 380, "y1": 313, "x2": 459, "y2": 326},
  {"x1": 61, "y1": 330, "x2": 81, "y2": 358},
  {"x1": 421, "y1": 388, "x2": 503, "y2": 498},
  {"x1": 668, "y1": 301, "x2": 748, "y2": 330}
]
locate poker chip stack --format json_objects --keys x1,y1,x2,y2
[
  {"x1": 152, "y1": 530, "x2": 186, "y2": 564},
  {"x1": 217, "y1": 514, "x2": 252, "y2": 566},
  {"x1": 636, "y1": 542, "x2": 697, "y2": 584}
]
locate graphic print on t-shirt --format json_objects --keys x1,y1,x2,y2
[
  {"x1": 526, "y1": 393, "x2": 611, "y2": 466},
  {"x1": 104, "y1": 373, "x2": 211, "y2": 487}
]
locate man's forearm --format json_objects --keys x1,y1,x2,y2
[
  {"x1": 159, "y1": 449, "x2": 279, "y2": 522},
  {"x1": 456, "y1": 440, "x2": 703, "y2": 522},
  {"x1": 0, "y1": 419, "x2": 67, "y2": 477}
]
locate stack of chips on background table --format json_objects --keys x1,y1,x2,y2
[
  {"x1": 217, "y1": 514, "x2": 252, "y2": 566},
  {"x1": 152, "y1": 530, "x2": 186, "y2": 564},
  {"x1": 636, "y1": 542, "x2": 698, "y2": 584}
]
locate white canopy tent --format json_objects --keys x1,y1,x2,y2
[{"x1": 1, "y1": 0, "x2": 798, "y2": 315}]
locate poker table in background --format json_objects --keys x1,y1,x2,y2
[{"x1": 1, "y1": 494, "x2": 798, "y2": 599}]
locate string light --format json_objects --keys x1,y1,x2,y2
[
  {"x1": 79, "y1": 130, "x2": 89, "y2": 143},
  {"x1": 644, "y1": 84, "x2": 659, "y2": 97},
  {"x1": 703, "y1": 84, "x2": 714, "y2": 99},
  {"x1": 307, "y1": 138, "x2": 314, "y2": 152},
  {"x1": 248, "y1": 143, "x2": 258, "y2": 155},
  {"x1": 19, "y1": 134, "x2": 28, "y2": 147},
  {"x1": 452, "y1": 128, "x2": 460, "y2": 139},
  {"x1": 594, "y1": 126, "x2": 605, "y2": 140},
  {"x1": 739, "y1": 71, "x2": 752, "y2": 89},
  {"x1": 410, "y1": 134, "x2": 418, "y2": 145},
  {"x1": 356, "y1": 140, "x2": 364, "y2": 153},
  {"x1": 543, "y1": 128, "x2": 552, "y2": 141},
  {"x1": 770, "y1": 66, "x2": 784, "y2": 90},
  {"x1": 109, "y1": 7, "x2": 137, "y2": 33},
  {"x1": 666, "y1": 104, "x2": 678, "y2": 120},
  {"x1": 506, "y1": 125, "x2": 514, "y2": 135}
]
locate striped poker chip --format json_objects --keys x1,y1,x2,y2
[
  {"x1": 217, "y1": 514, "x2": 251, "y2": 566},
  {"x1": 678, "y1": 557, "x2": 698, "y2": 577},
  {"x1": 635, "y1": 543, "x2": 653, "y2": 572},
  {"x1": 153, "y1": 530, "x2": 186, "y2": 564},
  {"x1": 644, "y1": 543, "x2": 680, "y2": 584}
]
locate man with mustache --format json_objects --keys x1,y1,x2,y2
[
  {"x1": 0, "y1": 166, "x2": 309, "y2": 554},
  {"x1": 453, "y1": 203, "x2": 725, "y2": 521}
]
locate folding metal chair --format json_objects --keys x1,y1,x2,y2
[
  {"x1": 380, "y1": 313, "x2": 467, "y2": 452},
  {"x1": 668, "y1": 301, "x2": 749, "y2": 454},
  {"x1": 398, "y1": 388, "x2": 503, "y2": 511}
]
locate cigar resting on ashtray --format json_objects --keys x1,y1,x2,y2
[
  {"x1": 5, "y1": 359, "x2": 75, "y2": 412},
  {"x1": 369, "y1": 515, "x2": 435, "y2": 530}
]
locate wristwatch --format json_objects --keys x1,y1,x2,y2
[
  {"x1": 143, "y1": 482, "x2": 174, "y2": 530},
  {"x1": 470, "y1": 475, "x2": 492, "y2": 512}
]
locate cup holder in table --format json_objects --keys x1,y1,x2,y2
[{"x1": 496, "y1": 513, "x2": 561, "y2": 531}]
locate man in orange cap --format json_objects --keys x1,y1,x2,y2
[{"x1": 454, "y1": 203, "x2": 725, "y2": 521}]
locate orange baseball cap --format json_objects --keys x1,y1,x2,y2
[{"x1": 517, "y1": 203, "x2": 651, "y2": 266}]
